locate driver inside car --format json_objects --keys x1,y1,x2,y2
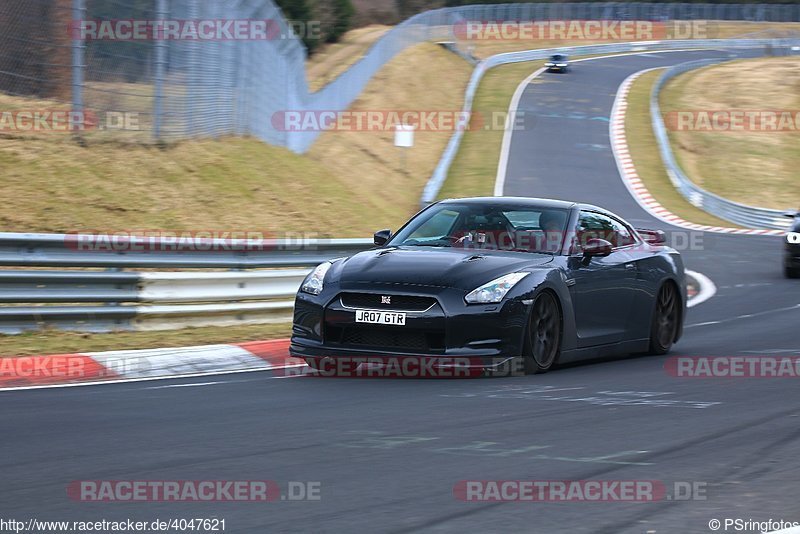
[
  {"x1": 538, "y1": 210, "x2": 568, "y2": 252},
  {"x1": 452, "y1": 214, "x2": 511, "y2": 249}
]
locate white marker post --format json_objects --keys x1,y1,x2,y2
[{"x1": 395, "y1": 123, "x2": 415, "y2": 174}]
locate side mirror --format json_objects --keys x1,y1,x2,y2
[
  {"x1": 784, "y1": 211, "x2": 800, "y2": 219},
  {"x1": 582, "y1": 238, "x2": 613, "y2": 262},
  {"x1": 374, "y1": 229, "x2": 392, "y2": 246}
]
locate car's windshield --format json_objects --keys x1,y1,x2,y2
[
  {"x1": 388, "y1": 203, "x2": 570, "y2": 254},
  {"x1": 551, "y1": 55, "x2": 566, "y2": 61}
]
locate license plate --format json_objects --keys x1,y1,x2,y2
[{"x1": 355, "y1": 309, "x2": 406, "y2": 326}]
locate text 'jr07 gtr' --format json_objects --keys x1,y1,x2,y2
[{"x1": 290, "y1": 198, "x2": 686, "y2": 375}]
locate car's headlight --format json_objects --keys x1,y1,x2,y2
[
  {"x1": 545, "y1": 62, "x2": 554, "y2": 66},
  {"x1": 465, "y1": 272, "x2": 529, "y2": 304},
  {"x1": 301, "y1": 262, "x2": 333, "y2": 296},
  {"x1": 556, "y1": 63, "x2": 567, "y2": 67}
]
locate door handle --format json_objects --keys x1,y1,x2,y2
[{"x1": 625, "y1": 263, "x2": 636, "y2": 271}]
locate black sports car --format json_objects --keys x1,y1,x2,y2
[
  {"x1": 784, "y1": 210, "x2": 800, "y2": 279},
  {"x1": 290, "y1": 198, "x2": 686, "y2": 375},
  {"x1": 545, "y1": 54, "x2": 570, "y2": 73}
]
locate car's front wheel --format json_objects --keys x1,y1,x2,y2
[
  {"x1": 523, "y1": 291, "x2": 562, "y2": 374},
  {"x1": 649, "y1": 282, "x2": 680, "y2": 355},
  {"x1": 785, "y1": 266, "x2": 800, "y2": 279}
]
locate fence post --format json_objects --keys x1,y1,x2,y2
[
  {"x1": 154, "y1": 0, "x2": 168, "y2": 142},
  {"x1": 71, "y1": 0, "x2": 85, "y2": 138}
]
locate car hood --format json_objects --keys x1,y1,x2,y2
[{"x1": 334, "y1": 247, "x2": 553, "y2": 291}]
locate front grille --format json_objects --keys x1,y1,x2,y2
[
  {"x1": 326, "y1": 325, "x2": 445, "y2": 352},
  {"x1": 340, "y1": 293, "x2": 437, "y2": 312}
]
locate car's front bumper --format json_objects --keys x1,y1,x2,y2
[
  {"x1": 290, "y1": 284, "x2": 530, "y2": 369},
  {"x1": 289, "y1": 344, "x2": 518, "y2": 377}
]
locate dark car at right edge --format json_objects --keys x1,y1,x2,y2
[{"x1": 785, "y1": 210, "x2": 800, "y2": 279}]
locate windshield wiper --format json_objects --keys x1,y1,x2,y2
[
  {"x1": 509, "y1": 248, "x2": 555, "y2": 255},
  {"x1": 404, "y1": 242, "x2": 452, "y2": 248}
]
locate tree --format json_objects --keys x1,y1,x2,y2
[
  {"x1": 327, "y1": 0, "x2": 355, "y2": 43},
  {"x1": 396, "y1": 0, "x2": 445, "y2": 20},
  {"x1": 275, "y1": 0, "x2": 320, "y2": 53}
]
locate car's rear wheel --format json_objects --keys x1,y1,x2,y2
[
  {"x1": 649, "y1": 282, "x2": 679, "y2": 355},
  {"x1": 523, "y1": 291, "x2": 562, "y2": 374}
]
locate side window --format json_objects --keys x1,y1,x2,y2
[
  {"x1": 612, "y1": 218, "x2": 637, "y2": 247},
  {"x1": 577, "y1": 212, "x2": 614, "y2": 249},
  {"x1": 619, "y1": 224, "x2": 636, "y2": 247},
  {"x1": 576, "y1": 212, "x2": 635, "y2": 249}
]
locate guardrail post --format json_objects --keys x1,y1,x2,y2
[
  {"x1": 154, "y1": 0, "x2": 168, "y2": 142},
  {"x1": 71, "y1": 0, "x2": 86, "y2": 141},
  {"x1": 106, "y1": 267, "x2": 122, "y2": 307}
]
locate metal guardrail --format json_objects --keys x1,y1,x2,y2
[
  {"x1": 650, "y1": 59, "x2": 794, "y2": 230},
  {"x1": 423, "y1": 37, "x2": 800, "y2": 211},
  {"x1": 0, "y1": 233, "x2": 371, "y2": 269},
  {"x1": 0, "y1": 235, "x2": 374, "y2": 334}
]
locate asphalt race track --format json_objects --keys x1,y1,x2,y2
[{"x1": 2, "y1": 50, "x2": 799, "y2": 534}]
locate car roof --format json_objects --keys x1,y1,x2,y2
[
  {"x1": 439, "y1": 197, "x2": 577, "y2": 210},
  {"x1": 438, "y1": 197, "x2": 628, "y2": 221}
]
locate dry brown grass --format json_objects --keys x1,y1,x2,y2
[
  {"x1": 308, "y1": 42, "x2": 474, "y2": 230},
  {"x1": 660, "y1": 56, "x2": 800, "y2": 210},
  {"x1": 0, "y1": 42, "x2": 472, "y2": 236},
  {"x1": 306, "y1": 25, "x2": 392, "y2": 91},
  {"x1": 625, "y1": 70, "x2": 745, "y2": 227},
  {"x1": 0, "y1": 134, "x2": 356, "y2": 234}
]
